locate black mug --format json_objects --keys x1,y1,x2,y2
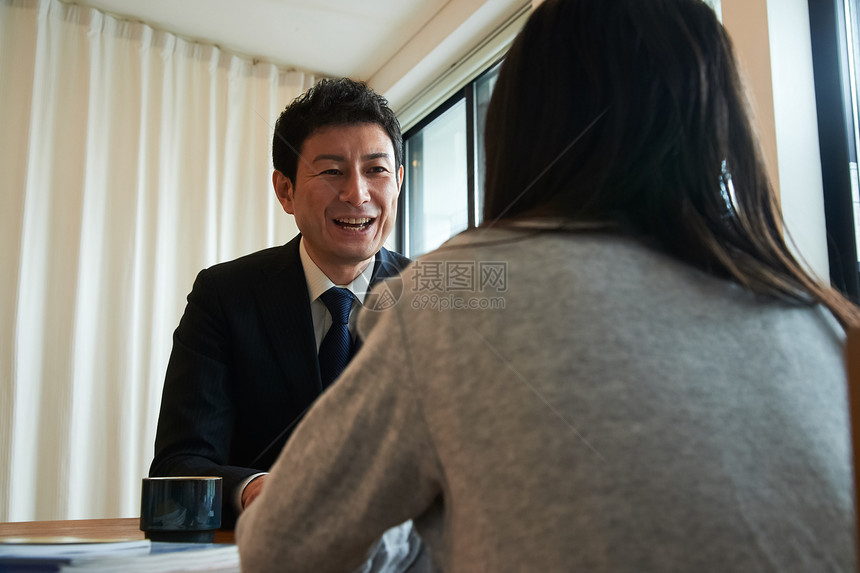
[{"x1": 140, "y1": 476, "x2": 222, "y2": 542}]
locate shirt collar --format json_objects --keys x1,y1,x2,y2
[{"x1": 299, "y1": 237, "x2": 373, "y2": 305}]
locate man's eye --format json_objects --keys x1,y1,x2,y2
[
  {"x1": 367, "y1": 166, "x2": 388, "y2": 174},
  {"x1": 320, "y1": 169, "x2": 341, "y2": 175}
]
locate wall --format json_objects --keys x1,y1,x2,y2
[
  {"x1": 369, "y1": 0, "x2": 529, "y2": 130},
  {"x1": 718, "y1": 0, "x2": 829, "y2": 280},
  {"x1": 765, "y1": 0, "x2": 831, "y2": 282}
]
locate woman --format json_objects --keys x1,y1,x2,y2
[{"x1": 237, "y1": 0, "x2": 859, "y2": 571}]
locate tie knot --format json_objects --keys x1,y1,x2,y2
[{"x1": 320, "y1": 287, "x2": 354, "y2": 325}]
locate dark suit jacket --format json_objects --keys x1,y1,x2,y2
[{"x1": 150, "y1": 234, "x2": 411, "y2": 526}]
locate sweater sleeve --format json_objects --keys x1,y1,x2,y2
[{"x1": 236, "y1": 300, "x2": 442, "y2": 573}]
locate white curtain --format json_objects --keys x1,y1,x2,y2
[{"x1": 0, "y1": 0, "x2": 315, "y2": 521}]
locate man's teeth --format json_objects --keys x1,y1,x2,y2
[{"x1": 336, "y1": 218, "x2": 372, "y2": 225}]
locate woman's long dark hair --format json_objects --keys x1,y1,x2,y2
[{"x1": 483, "y1": 0, "x2": 860, "y2": 328}]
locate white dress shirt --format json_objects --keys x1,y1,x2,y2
[{"x1": 299, "y1": 237, "x2": 373, "y2": 350}]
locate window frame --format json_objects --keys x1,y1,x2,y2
[
  {"x1": 808, "y1": 0, "x2": 860, "y2": 302},
  {"x1": 397, "y1": 60, "x2": 502, "y2": 257}
]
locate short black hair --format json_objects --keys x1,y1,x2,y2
[{"x1": 272, "y1": 78, "x2": 403, "y2": 183}]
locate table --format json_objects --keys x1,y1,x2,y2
[{"x1": 0, "y1": 518, "x2": 235, "y2": 544}]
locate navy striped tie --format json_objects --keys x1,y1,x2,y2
[{"x1": 318, "y1": 287, "x2": 355, "y2": 388}]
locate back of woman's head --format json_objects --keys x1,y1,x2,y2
[
  {"x1": 485, "y1": 0, "x2": 748, "y2": 229},
  {"x1": 484, "y1": 0, "x2": 860, "y2": 328}
]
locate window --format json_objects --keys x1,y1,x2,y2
[
  {"x1": 809, "y1": 0, "x2": 860, "y2": 301},
  {"x1": 844, "y1": 0, "x2": 860, "y2": 285},
  {"x1": 399, "y1": 62, "x2": 502, "y2": 257},
  {"x1": 403, "y1": 99, "x2": 468, "y2": 257}
]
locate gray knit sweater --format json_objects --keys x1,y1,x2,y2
[{"x1": 237, "y1": 228, "x2": 854, "y2": 572}]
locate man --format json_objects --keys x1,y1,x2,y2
[{"x1": 149, "y1": 79, "x2": 414, "y2": 554}]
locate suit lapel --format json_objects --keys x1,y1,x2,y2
[
  {"x1": 255, "y1": 235, "x2": 323, "y2": 397},
  {"x1": 370, "y1": 247, "x2": 408, "y2": 285}
]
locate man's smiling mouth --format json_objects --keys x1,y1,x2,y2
[{"x1": 334, "y1": 217, "x2": 374, "y2": 230}]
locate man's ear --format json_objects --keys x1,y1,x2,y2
[
  {"x1": 396, "y1": 164, "x2": 404, "y2": 192},
  {"x1": 273, "y1": 170, "x2": 295, "y2": 215}
]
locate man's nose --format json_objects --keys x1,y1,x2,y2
[{"x1": 339, "y1": 172, "x2": 370, "y2": 206}]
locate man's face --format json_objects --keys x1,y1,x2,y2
[{"x1": 274, "y1": 123, "x2": 403, "y2": 276}]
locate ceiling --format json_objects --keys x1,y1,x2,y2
[
  {"x1": 70, "y1": 0, "x2": 531, "y2": 121},
  {"x1": 74, "y1": 0, "x2": 456, "y2": 79}
]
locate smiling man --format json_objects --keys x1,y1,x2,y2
[
  {"x1": 150, "y1": 79, "x2": 423, "y2": 570},
  {"x1": 274, "y1": 122, "x2": 401, "y2": 286}
]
